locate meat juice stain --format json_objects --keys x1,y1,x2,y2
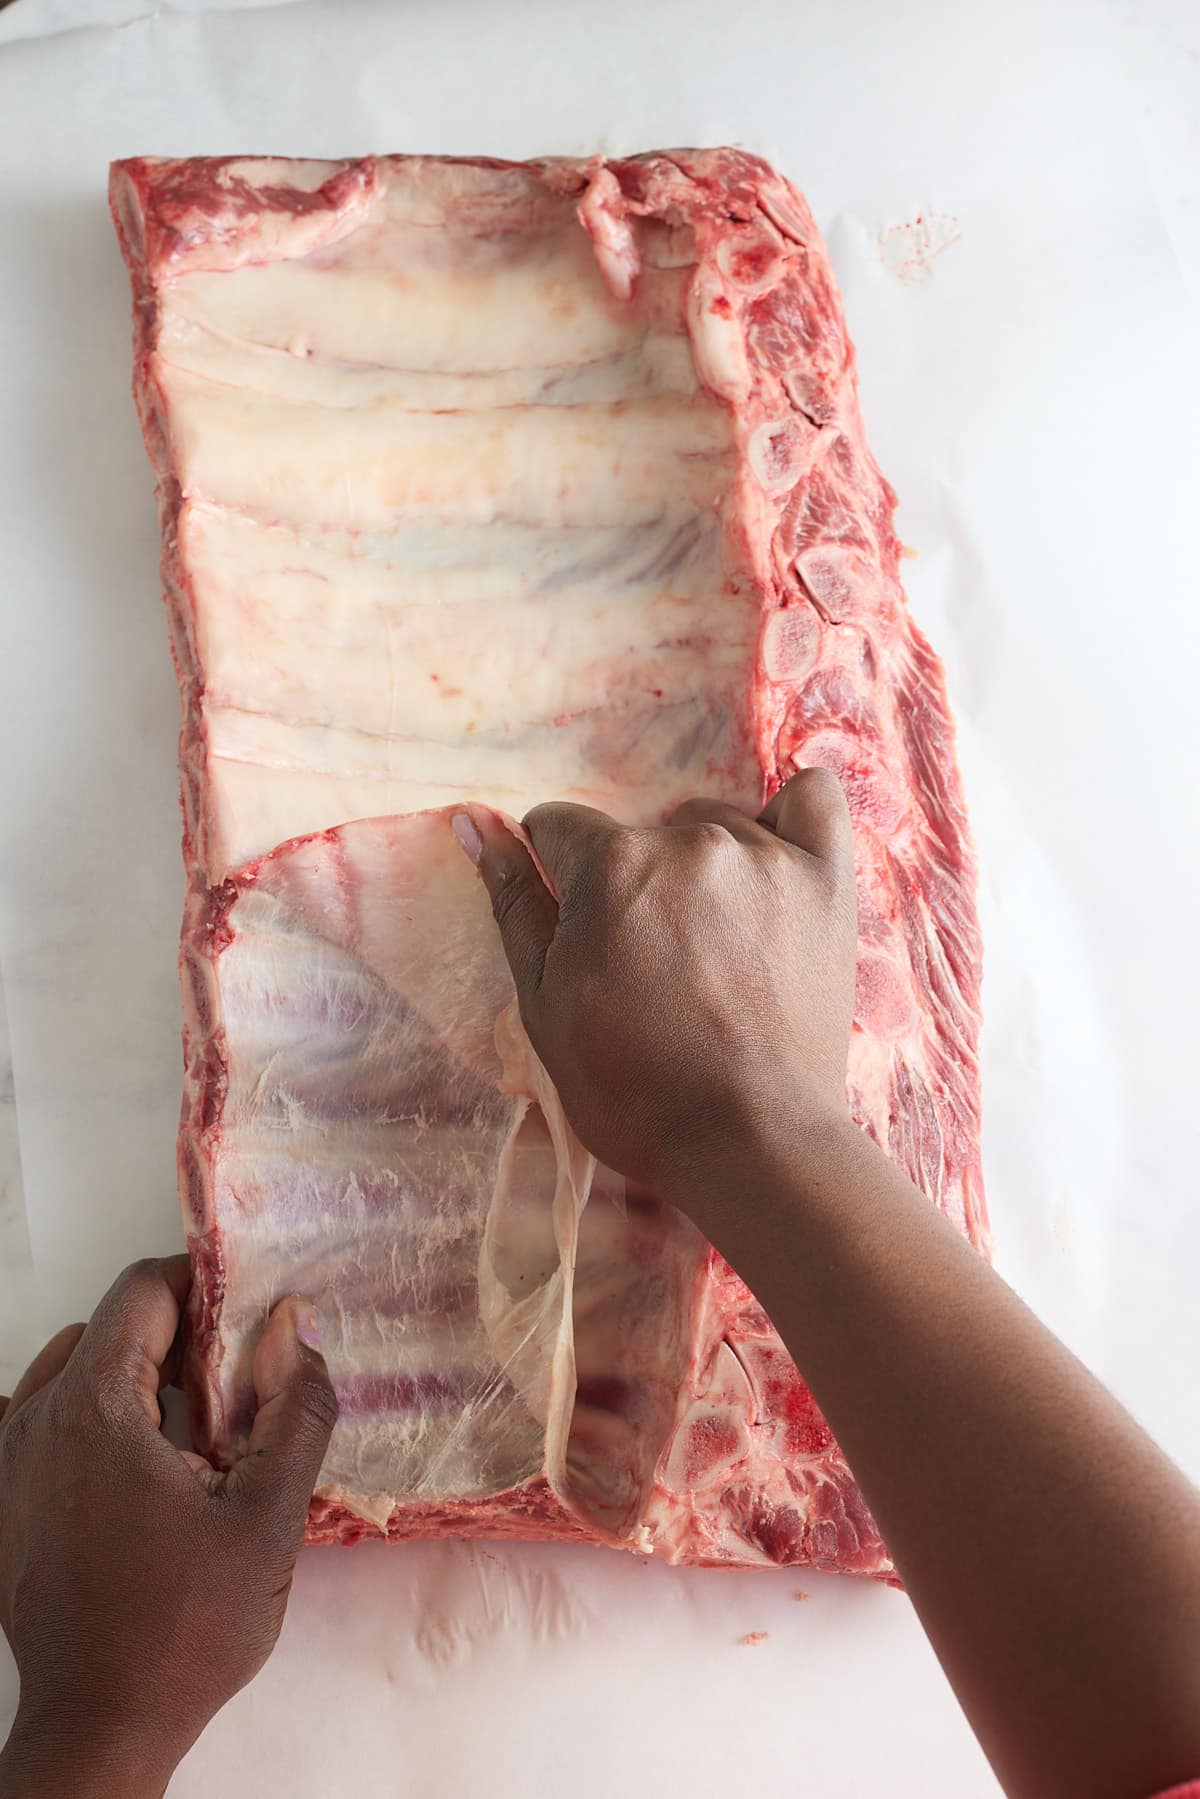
[{"x1": 877, "y1": 211, "x2": 961, "y2": 286}]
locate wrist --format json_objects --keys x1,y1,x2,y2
[
  {"x1": 659, "y1": 1101, "x2": 867, "y2": 1236},
  {"x1": 752, "y1": 1106, "x2": 886, "y2": 1217},
  {"x1": 0, "y1": 1699, "x2": 181, "y2": 1799}
]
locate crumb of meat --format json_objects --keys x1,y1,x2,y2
[{"x1": 740, "y1": 1631, "x2": 769, "y2": 1646}]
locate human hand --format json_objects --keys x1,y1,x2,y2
[
  {"x1": 456, "y1": 768, "x2": 858, "y2": 1202},
  {"x1": 0, "y1": 1258, "x2": 337, "y2": 1799}
]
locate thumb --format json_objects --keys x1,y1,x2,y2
[
  {"x1": 759, "y1": 766, "x2": 853, "y2": 868},
  {"x1": 452, "y1": 806, "x2": 558, "y2": 1003},
  {"x1": 227, "y1": 1295, "x2": 338, "y2": 1529}
]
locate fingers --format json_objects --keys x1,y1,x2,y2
[
  {"x1": 668, "y1": 796, "x2": 764, "y2": 845},
  {"x1": 75, "y1": 1255, "x2": 191, "y2": 1428},
  {"x1": 227, "y1": 1295, "x2": 338, "y2": 1534},
  {"x1": 180, "y1": 1448, "x2": 222, "y2": 1486},
  {"x1": 3, "y1": 1322, "x2": 87, "y2": 1421},
  {"x1": 453, "y1": 807, "x2": 559, "y2": 1000},
  {"x1": 522, "y1": 801, "x2": 624, "y2": 895},
  {"x1": 759, "y1": 767, "x2": 853, "y2": 867},
  {"x1": 670, "y1": 778, "x2": 855, "y2": 869}
]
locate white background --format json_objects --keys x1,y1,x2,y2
[{"x1": 1, "y1": 1, "x2": 1197, "y2": 1792}]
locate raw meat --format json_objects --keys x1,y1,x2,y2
[
  {"x1": 111, "y1": 150, "x2": 985, "y2": 1575},
  {"x1": 185, "y1": 809, "x2": 708, "y2": 1547}
]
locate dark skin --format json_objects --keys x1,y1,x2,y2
[
  {"x1": 3, "y1": 769, "x2": 1198, "y2": 1796},
  {"x1": 0, "y1": 1267, "x2": 337, "y2": 1797}
]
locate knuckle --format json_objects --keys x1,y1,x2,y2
[
  {"x1": 806, "y1": 766, "x2": 847, "y2": 811},
  {"x1": 685, "y1": 821, "x2": 734, "y2": 871},
  {"x1": 99, "y1": 1258, "x2": 165, "y2": 1328},
  {"x1": 1, "y1": 1396, "x2": 36, "y2": 1460},
  {"x1": 521, "y1": 800, "x2": 560, "y2": 835},
  {"x1": 489, "y1": 869, "x2": 523, "y2": 922},
  {"x1": 490, "y1": 870, "x2": 533, "y2": 933},
  {"x1": 594, "y1": 828, "x2": 640, "y2": 884},
  {"x1": 117, "y1": 1256, "x2": 164, "y2": 1293},
  {"x1": 297, "y1": 1376, "x2": 340, "y2": 1433}
]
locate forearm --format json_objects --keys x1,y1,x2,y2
[
  {"x1": 470, "y1": 773, "x2": 1200, "y2": 1789},
  {"x1": 676, "y1": 1119, "x2": 1200, "y2": 1799}
]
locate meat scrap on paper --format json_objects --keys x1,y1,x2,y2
[{"x1": 110, "y1": 149, "x2": 985, "y2": 1576}]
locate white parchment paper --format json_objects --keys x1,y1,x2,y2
[{"x1": 1, "y1": 0, "x2": 1197, "y2": 1792}]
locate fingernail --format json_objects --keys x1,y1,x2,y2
[
  {"x1": 295, "y1": 1304, "x2": 321, "y2": 1351},
  {"x1": 451, "y1": 811, "x2": 483, "y2": 865}
]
